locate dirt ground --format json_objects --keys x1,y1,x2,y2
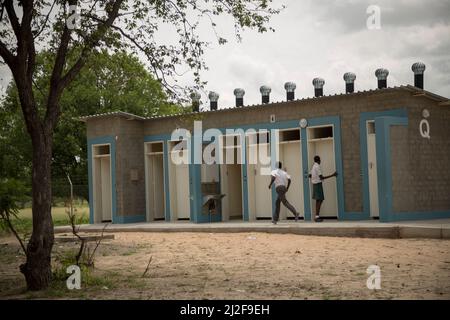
[{"x1": 1, "y1": 232, "x2": 450, "y2": 299}]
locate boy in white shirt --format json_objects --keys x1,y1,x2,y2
[
  {"x1": 309, "y1": 155, "x2": 337, "y2": 222},
  {"x1": 268, "y1": 161, "x2": 300, "y2": 224}
]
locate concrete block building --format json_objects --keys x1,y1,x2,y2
[{"x1": 81, "y1": 63, "x2": 450, "y2": 224}]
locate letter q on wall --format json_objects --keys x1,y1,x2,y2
[{"x1": 420, "y1": 109, "x2": 430, "y2": 139}]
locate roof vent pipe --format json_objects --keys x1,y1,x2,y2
[
  {"x1": 343, "y1": 72, "x2": 356, "y2": 93},
  {"x1": 190, "y1": 92, "x2": 201, "y2": 112},
  {"x1": 312, "y1": 78, "x2": 325, "y2": 97},
  {"x1": 233, "y1": 88, "x2": 245, "y2": 107},
  {"x1": 412, "y1": 62, "x2": 426, "y2": 89},
  {"x1": 284, "y1": 82, "x2": 297, "y2": 101},
  {"x1": 260, "y1": 85, "x2": 271, "y2": 104},
  {"x1": 208, "y1": 91, "x2": 219, "y2": 110},
  {"x1": 375, "y1": 68, "x2": 389, "y2": 89}
]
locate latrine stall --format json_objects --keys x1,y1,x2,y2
[
  {"x1": 246, "y1": 131, "x2": 272, "y2": 220},
  {"x1": 307, "y1": 125, "x2": 338, "y2": 218},
  {"x1": 92, "y1": 144, "x2": 112, "y2": 223},
  {"x1": 168, "y1": 139, "x2": 190, "y2": 220},
  {"x1": 219, "y1": 134, "x2": 244, "y2": 221},
  {"x1": 145, "y1": 142, "x2": 165, "y2": 221},
  {"x1": 276, "y1": 128, "x2": 304, "y2": 219}
]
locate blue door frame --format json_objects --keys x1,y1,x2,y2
[{"x1": 88, "y1": 136, "x2": 117, "y2": 224}]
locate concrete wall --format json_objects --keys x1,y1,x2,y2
[
  {"x1": 391, "y1": 97, "x2": 450, "y2": 213},
  {"x1": 115, "y1": 118, "x2": 145, "y2": 218}
]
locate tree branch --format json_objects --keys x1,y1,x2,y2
[
  {"x1": 4, "y1": 0, "x2": 21, "y2": 40},
  {"x1": 0, "y1": 40, "x2": 15, "y2": 67},
  {"x1": 58, "y1": 0, "x2": 124, "y2": 89},
  {"x1": 33, "y1": 0, "x2": 58, "y2": 39}
]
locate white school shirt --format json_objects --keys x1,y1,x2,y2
[
  {"x1": 271, "y1": 168, "x2": 291, "y2": 188},
  {"x1": 310, "y1": 162, "x2": 322, "y2": 184}
]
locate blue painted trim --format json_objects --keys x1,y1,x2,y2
[
  {"x1": 114, "y1": 215, "x2": 146, "y2": 224},
  {"x1": 270, "y1": 130, "x2": 277, "y2": 220},
  {"x1": 375, "y1": 116, "x2": 408, "y2": 222},
  {"x1": 87, "y1": 136, "x2": 117, "y2": 224},
  {"x1": 359, "y1": 108, "x2": 408, "y2": 221},
  {"x1": 300, "y1": 127, "x2": 311, "y2": 220},
  {"x1": 241, "y1": 134, "x2": 249, "y2": 221},
  {"x1": 189, "y1": 134, "x2": 203, "y2": 222}
]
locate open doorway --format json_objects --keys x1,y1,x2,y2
[
  {"x1": 168, "y1": 139, "x2": 190, "y2": 220},
  {"x1": 276, "y1": 128, "x2": 304, "y2": 220},
  {"x1": 220, "y1": 135, "x2": 243, "y2": 221},
  {"x1": 246, "y1": 131, "x2": 272, "y2": 220},
  {"x1": 145, "y1": 142, "x2": 165, "y2": 221},
  {"x1": 92, "y1": 144, "x2": 112, "y2": 223},
  {"x1": 307, "y1": 125, "x2": 338, "y2": 219}
]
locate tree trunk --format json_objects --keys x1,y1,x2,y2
[{"x1": 20, "y1": 131, "x2": 55, "y2": 291}]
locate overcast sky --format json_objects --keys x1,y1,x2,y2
[{"x1": 1, "y1": 0, "x2": 449, "y2": 109}]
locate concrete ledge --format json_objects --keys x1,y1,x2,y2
[
  {"x1": 53, "y1": 221, "x2": 450, "y2": 239},
  {"x1": 399, "y1": 226, "x2": 443, "y2": 239}
]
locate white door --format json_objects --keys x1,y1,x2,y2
[
  {"x1": 309, "y1": 140, "x2": 338, "y2": 217},
  {"x1": 279, "y1": 142, "x2": 303, "y2": 219},
  {"x1": 367, "y1": 124, "x2": 379, "y2": 217},
  {"x1": 100, "y1": 156, "x2": 112, "y2": 221},
  {"x1": 254, "y1": 144, "x2": 272, "y2": 218},
  {"x1": 175, "y1": 162, "x2": 190, "y2": 219},
  {"x1": 153, "y1": 154, "x2": 165, "y2": 220}
]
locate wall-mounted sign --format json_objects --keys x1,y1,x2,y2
[
  {"x1": 420, "y1": 119, "x2": 430, "y2": 139},
  {"x1": 420, "y1": 109, "x2": 430, "y2": 139}
]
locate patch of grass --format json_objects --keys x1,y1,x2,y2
[{"x1": 0, "y1": 206, "x2": 89, "y2": 237}]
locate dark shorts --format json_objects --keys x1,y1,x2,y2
[{"x1": 312, "y1": 183, "x2": 324, "y2": 201}]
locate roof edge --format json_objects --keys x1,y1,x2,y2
[{"x1": 79, "y1": 111, "x2": 146, "y2": 122}]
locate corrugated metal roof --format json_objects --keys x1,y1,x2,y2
[
  {"x1": 79, "y1": 111, "x2": 146, "y2": 122},
  {"x1": 79, "y1": 85, "x2": 449, "y2": 122}
]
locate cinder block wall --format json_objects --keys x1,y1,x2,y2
[
  {"x1": 86, "y1": 116, "x2": 145, "y2": 219},
  {"x1": 115, "y1": 118, "x2": 145, "y2": 218},
  {"x1": 391, "y1": 97, "x2": 450, "y2": 212},
  {"x1": 143, "y1": 89, "x2": 418, "y2": 214}
]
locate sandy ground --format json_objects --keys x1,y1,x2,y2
[{"x1": 1, "y1": 232, "x2": 450, "y2": 299}]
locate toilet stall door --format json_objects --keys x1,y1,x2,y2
[
  {"x1": 279, "y1": 142, "x2": 303, "y2": 219},
  {"x1": 93, "y1": 144, "x2": 112, "y2": 223},
  {"x1": 254, "y1": 159, "x2": 272, "y2": 218},
  {"x1": 367, "y1": 122, "x2": 379, "y2": 217},
  {"x1": 168, "y1": 141, "x2": 191, "y2": 220},
  {"x1": 100, "y1": 156, "x2": 112, "y2": 221},
  {"x1": 247, "y1": 137, "x2": 272, "y2": 220},
  {"x1": 175, "y1": 161, "x2": 190, "y2": 219}
]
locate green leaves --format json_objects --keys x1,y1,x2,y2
[
  {"x1": 0, "y1": 178, "x2": 28, "y2": 221},
  {"x1": 0, "y1": 49, "x2": 182, "y2": 199}
]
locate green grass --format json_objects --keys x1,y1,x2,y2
[{"x1": 0, "y1": 205, "x2": 90, "y2": 237}]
